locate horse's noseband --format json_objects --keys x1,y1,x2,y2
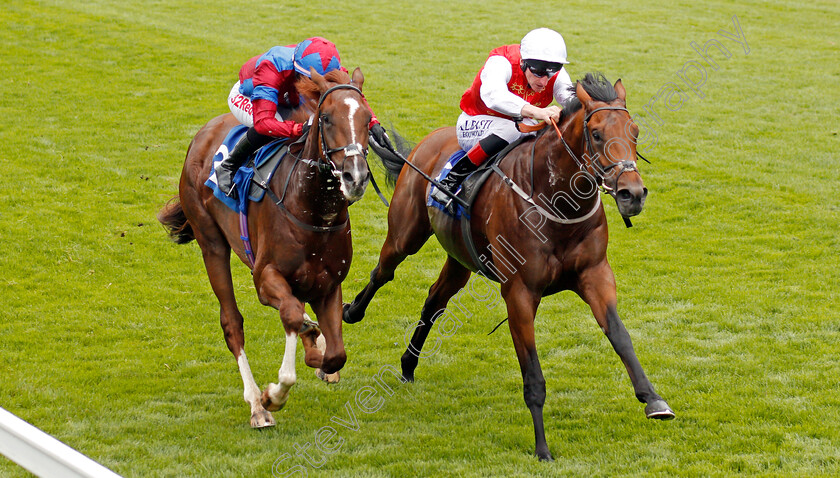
[
  {"x1": 325, "y1": 142, "x2": 367, "y2": 179},
  {"x1": 594, "y1": 160, "x2": 638, "y2": 194}
]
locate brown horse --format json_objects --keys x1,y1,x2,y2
[
  {"x1": 158, "y1": 68, "x2": 372, "y2": 428},
  {"x1": 344, "y1": 73, "x2": 673, "y2": 460}
]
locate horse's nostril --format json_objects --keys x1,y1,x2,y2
[
  {"x1": 617, "y1": 189, "x2": 633, "y2": 202},
  {"x1": 342, "y1": 171, "x2": 355, "y2": 183}
]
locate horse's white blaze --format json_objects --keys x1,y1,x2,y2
[
  {"x1": 344, "y1": 98, "x2": 360, "y2": 144},
  {"x1": 338, "y1": 97, "x2": 366, "y2": 200},
  {"x1": 237, "y1": 350, "x2": 262, "y2": 407}
]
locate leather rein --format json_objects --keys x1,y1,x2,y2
[{"x1": 510, "y1": 106, "x2": 649, "y2": 226}]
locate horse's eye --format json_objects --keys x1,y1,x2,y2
[
  {"x1": 592, "y1": 131, "x2": 602, "y2": 141},
  {"x1": 320, "y1": 114, "x2": 330, "y2": 125}
]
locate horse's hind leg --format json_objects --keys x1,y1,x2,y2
[
  {"x1": 400, "y1": 256, "x2": 471, "y2": 381},
  {"x1": 576, "y1": 261, "x2": 674, "y2": 420},
  {"x1": 191, "y1": 221, "x2": 275, "y2": 428},
  {"x1": 502, "y1": 279, "x2": 553, "y2": 461},
  {"x1": 342, "y1": 243, "x2": 410, "y2": 324}
]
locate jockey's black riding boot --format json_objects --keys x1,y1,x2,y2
[
  {"x1": 431, "y1": 158, "x2": 479, "y2": 207},
  {"x1": 215, "y1": 132, "x2": 260, "y2": 199}
]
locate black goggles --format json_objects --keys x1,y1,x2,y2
[{"x1": 525, "y1": 60, "x2": 563, "y2": 78}]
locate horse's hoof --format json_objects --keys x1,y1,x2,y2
[
  {"x1": 535, "y1": 448, "x2": 554, "y2": 462},
  {"x1": 261, "y1": 386, "x2": 289, "y2": 412},
  {"x1": 400, "y1": 355, "x2": 418, "y2": 382},
  {"x1": 250, "y1": 410, "x2": 275, "y2": 429},
  {"x1": 400, "y1": 364, "x2": 415, "y2": 382},
  {"x1": 315, "y1": 368, "x2": 340, "y2": 383},
  {"x1": 342, "y1": 303, "x2": 363, "y2": 324},
  {"x1": 645, "y1": 400, "x2": 675, "y2": 420}
]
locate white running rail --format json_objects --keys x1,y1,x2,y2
[{"x1": 0, "y1": 407, "x2": 121, "y2": 478}]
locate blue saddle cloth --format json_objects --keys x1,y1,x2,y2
[
  {"x1": 204, "y1": 125, "x2": 289, "y2": 213},
  {"x1": 427, "y1": 150, "x2": 469, "y2": 220}
]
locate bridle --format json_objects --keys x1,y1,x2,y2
[
  {"x1": 581, "y1": 106, "x2": 639, "y2": 194},
  {"x1": 297, "y1": 83, "x2": 369, "y2": 178},
  {"x1": 263, "y1": 83, "x2": 371, "y2": 233},
  {"x1": 554, "y1": 106, "x2": 645, "y2": 196}
]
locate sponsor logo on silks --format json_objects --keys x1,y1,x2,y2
[
  {"x1": 230, "y1": 94, "x2": 254, "y2": 115},
  {"x1": 460, "y1": 119, "x2": 494, "y2": 132}
]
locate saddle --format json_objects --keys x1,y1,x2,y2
[
  {"x1": 432, "y1": 135, "x2": 533, "y2": 281},
  {"x1": 428, "y1": 135, "x2": 531, "y2": 219},
  {"x1": 205, "y1": 125, "x2": 289, "y2": 213}
]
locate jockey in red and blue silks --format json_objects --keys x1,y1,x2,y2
[{"x1": 216, "y1": 37, "x2": 391, "y2": 199}]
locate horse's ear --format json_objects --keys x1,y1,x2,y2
[
  {"x1": 614, "y1": 79, "x2": 626, "y2": 101},
  {"x1": 575, "y1": 81, "x2": 592, "y2": 106},
  {"x1": 310, "y1": 67, "x2": 328, "y2": 91},
  {"x1": 351, "y1": 67, "x2": 365, "y2": 91}
]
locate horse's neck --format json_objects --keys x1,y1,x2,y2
[
  {"x1": 283, "y1": 140, "x2": 348, "y2": 222},
  {"x1": 529, "y1": 114, "x2": 599, "y2": 217},
  {"x1": 562, "y1": 113, "x2": 588, "y2": 164}
]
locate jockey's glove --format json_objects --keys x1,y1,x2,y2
[{"x1": 370, "y1": 123, "x2": 393, "y2": 151}]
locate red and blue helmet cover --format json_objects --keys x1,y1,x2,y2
[{"x1": 293, "y1": 37, "x2": 342, "y2": 77}]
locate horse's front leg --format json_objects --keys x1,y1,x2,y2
[
  {"x1": 502, "y1": 279, "x2": 553, "y2": 461},
  {"x1": 298, "y1": 315, "x2": 340, "y2": 383},
  {"x1": 576, "y1": 261, "x2": 675, "y2": 420},
  {"x1": 343, "y1": 188, "x2": 433, "y2": 324},
  {"x1": 401, "y1": 256, "x2": 471, "y2": 381},
  {"x1": 310, "y1": 286, "x2": 347, "y2": 375},
  {"x1": 254, "y1": 265, "x2": 305, "y2": 412}
]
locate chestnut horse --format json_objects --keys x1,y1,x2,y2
[
  {"x1": 158, "y1": 68, "x2": 372, "y2": 428},
  {"x1": 344, "y1": 73, "x2": 673, "y2": 460}
]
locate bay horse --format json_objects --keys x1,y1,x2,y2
[
  {"x1": 158, "y1": 68, "x2": 372, "y2": 428},
  {"x1": 344, "y1": 73, "x2": 674, "y2": 460}
]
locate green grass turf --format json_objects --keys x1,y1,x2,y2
[{"x1": 1, "y1": 0, "x2": 838, "y2": 476}]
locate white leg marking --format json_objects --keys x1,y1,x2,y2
[
  {"x1": 237, "y1": 350, "x2": 262, "y2": 409},
  {"x1": 266, "y1": 332, "x2": 297, "y2": 405},
  {"x1": 314, "y1": 329, "x2": 340, "y2": 383},
  {"x1": 316, "y1": 333, "x2": 327, "y2": 354}
]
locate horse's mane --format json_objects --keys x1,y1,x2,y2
[
  {"x1": 295, "y1": 70, "x2": 352, "y2": 101},
  {"x1": 560, "y1": 72, "x2": 618, "y2": 121}
]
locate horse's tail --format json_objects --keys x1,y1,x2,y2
[
  {"x1": 370, "y1": 124, "x2": 414, "y2": 188},
  {"x1": 157, "y1": 197, "x2": 195, "y2": 244}
]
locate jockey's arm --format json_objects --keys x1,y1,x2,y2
[
  {"x1": 520, "y1": 103, "x2": 561, "y2": 123},
  {"x1": 355, "y1": 92, "x2": 379, "y2": 130},
  {"x1": 518, "y1": 67, "x2": 574, "y2": 123},
  {"x1": 252, "y1": 99, "x2": 304, "y2": 138},
  {"x1": 552, "y1": 68, "x2": 575, "y2": 105},
  {"x1": 478, "y1": 56, "x2": 528, "y2": 118},
  {"x1": 359, "y1": 92, "x2": 391, "y2": 149},
  {"x1": 250, "y1": 61, "x2": 304, "y2": 139}
]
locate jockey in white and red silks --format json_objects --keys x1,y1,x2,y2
[{"x1": 432, "y1": 28, "x2": 575, "y2": 206}]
